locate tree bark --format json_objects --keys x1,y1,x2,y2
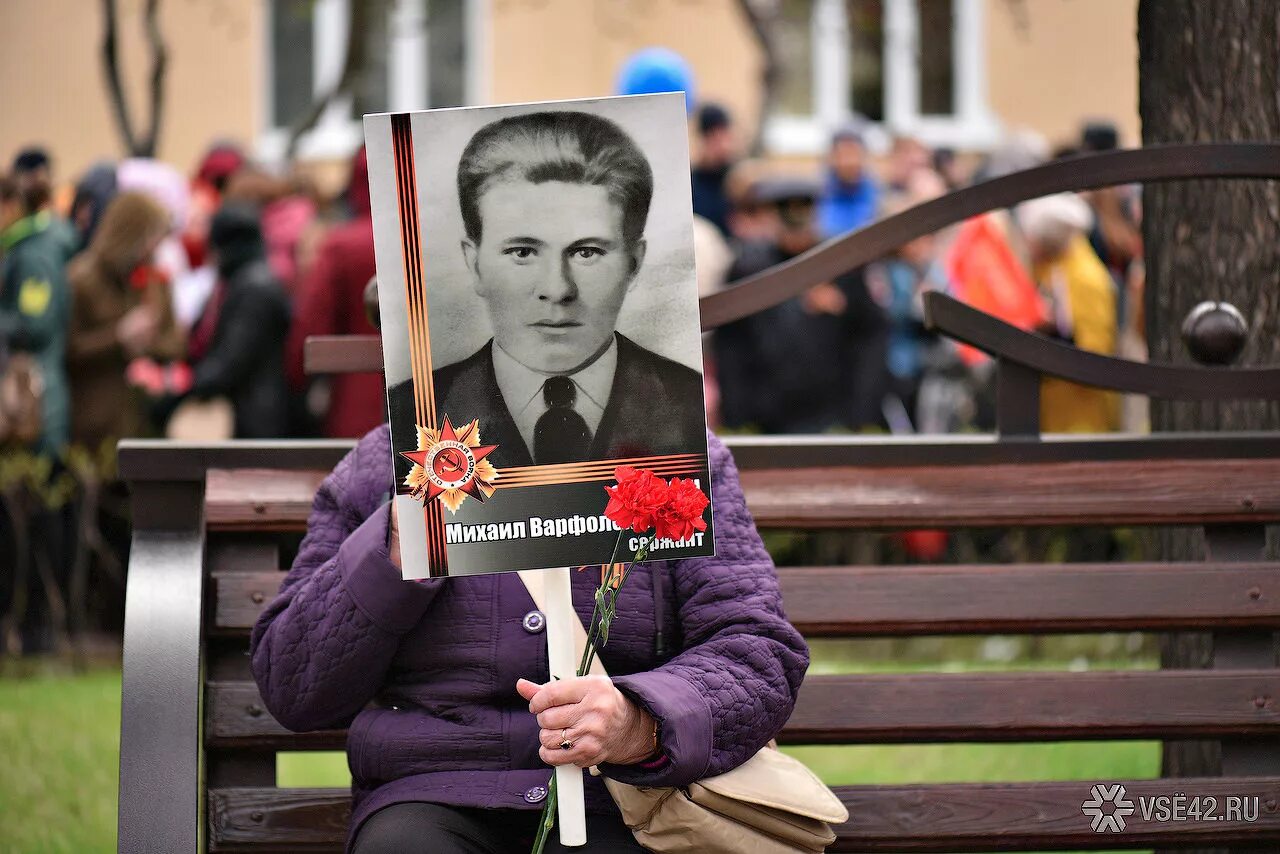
[
  {"x1": 734, "y1": 0, "x2": 779, "y2": 156},
  {"x1": 100, "y1": 0, "x2": 167, "y2": 158},
  {"x1": 285, "y1": 0, "x2": 389, "y2": 159},
  {"x1": 141, "y1": 0, "x2": 168, "y2": 157},
  {"x1": 1139, "y1": 4, "x2": 1280, "y2": 853}
]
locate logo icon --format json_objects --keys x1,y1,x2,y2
[
  {"x1": 401, "y1": 415, "x2": 499, "y2": 512},
  {"x1": 1082, "y1": 784, "x2": 1135, "y2": 833}
]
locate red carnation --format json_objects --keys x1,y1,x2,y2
[
  {"x1": 603, "y1": 466, "x2": 669, "y2": 533},
  {"x1": 652, "y1": 477, "x2": 709, "y2": 543}
]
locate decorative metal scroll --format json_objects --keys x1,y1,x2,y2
[
  {"x1": 305, "y1": 143, "x2": 1280, "y2": 378},
  {"x1": 699, "y1": 142, "x2": 1280, "y2": 329}
]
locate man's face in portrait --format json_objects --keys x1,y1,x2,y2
[{"x1": 462, "y1": 179, "x2": 645, "y2": 374}]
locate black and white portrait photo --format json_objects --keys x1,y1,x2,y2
[
  {"x1": 366, "y1": 94, "x2": 714, "y2": 575},
  {"x1": 370, "y1": 94, "x2": 708, "y2": 484}
]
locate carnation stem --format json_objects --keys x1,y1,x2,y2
[
  {"x1": 578, "y1": 530, "x2": 626, "y2": 676},
  {"x1": 532, "y1": 531, "x2": 649, "y2": 854},
  {"x1": 582, "y1": 536, "x2": 649, "y2": 674}
]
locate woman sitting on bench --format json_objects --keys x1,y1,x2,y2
[{"x1": 249, "y1": 422, "x2": 808, "y2": 853}]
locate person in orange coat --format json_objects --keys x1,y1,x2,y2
[{"x1": 285, "y1": 148, "x2": 384, "y2": 438}]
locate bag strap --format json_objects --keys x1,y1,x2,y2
[{"x1": 516, "y1": 570, "x2": 609, "y2": 679}]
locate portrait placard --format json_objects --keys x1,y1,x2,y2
[{"x1": 365, "y1": 94, "x2": 714, "y2": 578}]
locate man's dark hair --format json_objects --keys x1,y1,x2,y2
[
  {"x1": 1081, "y1": 121, "x2": 1119, "y2": 152},
  {"x1": 457, "y1": 111, "x2": 653, "y2": 246},
  {"x1": 697, "y1": 103, "x2": 731, "y2": 136},
  {"x1": 209, "y1": 202, "x2": 267, "y2": 277},
  {"x1": 12, "y1": 147, "x2": 51, "y2": 175}
]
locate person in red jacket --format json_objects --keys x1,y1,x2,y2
[{"x1": 285, "y1": 147, "x2": 385, "y2": 438}]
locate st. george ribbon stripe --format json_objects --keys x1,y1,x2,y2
[
  {"x1": 391, "y1": 113, "x2": 449, "y2": 576},
  {"x1": 498, "y1": 452, "x2": 705, "y2": 478}
]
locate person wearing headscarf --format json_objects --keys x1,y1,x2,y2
[
  {"x1": 1017, "y1": 192, "x2": 1118, "y2": 433},
  {"x1": 116, "y1": 157, "x2": 194, "y2": 288},
  {"x1": 65, "y1": 191, "x2": 185, "y2": 449}
]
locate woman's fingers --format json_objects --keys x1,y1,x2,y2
[
  {"x1": 523, "y1": 674, "x2": 612, "y2": 715},
  {"x1": 535, "y1": 704, "x2": 577, "y2": 730},
  {"x1": 538, "y1": 732, "x2": 605, "y2": 767},
  {"x1": 521, "y1": 675, "x2": 617, "y2": 767}
]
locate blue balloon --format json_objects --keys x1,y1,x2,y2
[{"x1": 615, "y1": 47, "x2": 696, "y2": 113}]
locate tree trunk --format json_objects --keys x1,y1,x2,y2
[
  {"x1": 1139, "y1": 4, "x2": 1280, "y2": 853},
  {"x1": 734, "y1": 0, "x2": 779, "y2": 157},
  {"x1": 100, "y1": 0, "x2": 167, "y2": 158},
  {"x1": 285, "y1": 0, "x2": 389, "y2": 159}
]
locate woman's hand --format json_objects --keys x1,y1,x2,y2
[{"x1": 516, "y1": 675, "x2": 658, "y2": 768}]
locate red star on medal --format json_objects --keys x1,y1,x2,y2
[{"x1": 401, "y1": 415, "x2": 500, "y2": 508}]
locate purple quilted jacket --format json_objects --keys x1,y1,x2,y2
[{"x1": 250, "y1": 425, "x2": 809, "y2": 852}]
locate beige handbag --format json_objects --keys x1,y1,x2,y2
[{"x1": 516, "y1": 570, "x2": 848, "y2": 853}]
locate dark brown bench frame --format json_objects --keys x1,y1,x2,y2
[{"x1": 118, "y1": 143, "x2": 1280, "y2": 852}]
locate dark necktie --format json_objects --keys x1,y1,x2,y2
[{"x1": 533, "y1": 376, "x2": 592, "y2": 464}]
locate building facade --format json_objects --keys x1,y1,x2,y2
[{"x1": 0, "y1": 0, "x2": 1138, "y2": 183}]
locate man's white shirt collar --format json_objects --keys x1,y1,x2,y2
[{"x1": 492, "y1": 336, "x2": 618, "y2": 457}]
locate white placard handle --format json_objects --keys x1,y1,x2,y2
[{"x1": 540, "y1": 566, "x2": 587, "y2": 846}]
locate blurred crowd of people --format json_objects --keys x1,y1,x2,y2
[
  {"x1": 0, "y1": 142, "x2": 380, "y2": 651},
  {"x1": 0, "y1": 141, "x2": 383, "y2": 465},
  {"x1": 0, "y1": 113, "x2": 1146, "y2": 463},
  {"x1": 692, "y1": 107, "x2": 1145, "y2": 437},
  {"x1": 0, "y1": 111, "x2": 1144, "y2": 651}
]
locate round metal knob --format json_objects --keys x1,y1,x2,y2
[
  {"x1": 364, "y1": 276, "x2": 380, "y2": 330},
  {"x1": 1181, "y1": 301, "x2": 1246, "y2": 365}
]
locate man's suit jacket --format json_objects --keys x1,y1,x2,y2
[{"x1": 388, "y1": 333, "x2": 705, "y2": 481}]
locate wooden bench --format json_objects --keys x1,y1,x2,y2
[
  {"x1": 117, "y1": 424, "x2": 1280, "y2": 851},
  {"x1": 117, "y1": 143, "x2": 1280, "y2": 851}
]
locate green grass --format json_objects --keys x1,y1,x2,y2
[
  {"x1": 0, "y1": 668, "x2": 121, "y2": 853},
  {"x1": 2, "y1": 644, "x2": 1163, "y2": 854}
]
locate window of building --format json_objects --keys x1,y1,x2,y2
[
  {"x1": 263, "y1": 0, "x2": 482, "y2": 161},
  {"x1": 766, "y1": 0, "x2": 998, "y2": 154}
]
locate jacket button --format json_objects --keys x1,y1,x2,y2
[
  {"x1": 522, "y1": 610, "x2": 546, "y2": 633},
  {"x1": 524, "y1": 785, "x2": 548, "y2": 804}
]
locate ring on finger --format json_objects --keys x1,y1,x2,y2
[{"x1": 559, "y1": 728, "x2": 574, "y2": 750}]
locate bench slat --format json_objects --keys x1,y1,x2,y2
[
  {"x1": 210, "y1": 787, "x2": 347, "y2": 852},
  {"x1": 206, "y1": 458, "x2": 1280, "y2": 531},
  {"x1": 738, "y1": 458, "x2": 1280, "y2": 528},
  {"x1": 208, "y1": 775, "x2": 1280, "y2": 852},
  {"x1": 208, "y1": 669, "x2": 1280, "y2": 749},
  {"x1": 213, "y1": 562, "x2": 1280, "y2": 637},
  {"x1": 787, "y1": 670, "x2": 1280, "y2": 742},
  {"x1": 208, "y1": 537, "x2": 280, "y2": 576},
  {"x1": 207, "y1": 470, "x2": 326, "y2": 532}
]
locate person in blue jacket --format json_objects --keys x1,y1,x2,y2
[{"x1": 816, "y1": 126, "x2": 881, "y2": 239}]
